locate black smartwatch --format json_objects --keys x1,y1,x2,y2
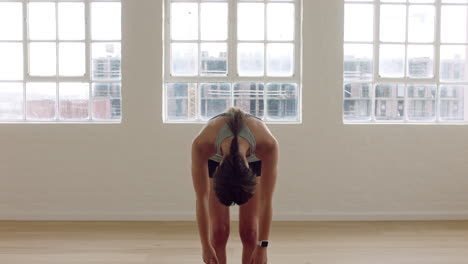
[{"x1": 257, "y1": 240, "x2": 269, "y2": 248}]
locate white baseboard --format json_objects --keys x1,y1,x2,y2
[{"x1": 1, "y1": 210, "x2": 468, "y2": 221}]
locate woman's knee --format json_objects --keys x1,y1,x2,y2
[
  {"x1": 239, "y1": 226, "x2": 257, "y2": 246},
  {"x1": 211, "y1": 224, "x2": 230, "y2": 248}
]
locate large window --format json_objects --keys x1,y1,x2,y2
[
  {"x1": 344, "y1": 0, "x2": 468, "y2": 124},
  {"x1": 0, "y1": 0, "x2": 121, "y2": 123},
  {"x1": 164, "y1": 0, "x2": 302, "y2": 123}
]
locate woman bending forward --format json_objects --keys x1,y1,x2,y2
[{"x1": 191, "y1": 107, "x2": 279, "y2": 264}]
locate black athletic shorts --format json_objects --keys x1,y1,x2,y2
[{"x1": 208, "y1": 159, "x2": 262, "y2": 178}]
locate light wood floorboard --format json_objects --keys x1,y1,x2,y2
[{"x1": 1, "y1": 221, "x2": 468, "y2": 264}]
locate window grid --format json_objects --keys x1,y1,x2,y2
[
  {"x1": 164, "y1": 0, "x2": 302, "y2": 123},
  {"x1": 0, "y1": 0, "x2": 121, "y2": 123},
  {"x1": 344, "y1": 0, "x2": 468, "y2": 124}
]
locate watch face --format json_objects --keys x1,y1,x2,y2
[{"x1": 261, "y1": 241, "x2": 268, "y2": 247}]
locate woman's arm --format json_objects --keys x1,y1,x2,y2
[{"x1": 191, "y1": 137, "x2": 212, "y2": 249}]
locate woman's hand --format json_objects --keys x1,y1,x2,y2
[
  {"x1": 249, "y1": 247, "x2": 268, "y2": 264},
  {"x1": 202, "y1": 246, "x2": 219, "y2": 264}
]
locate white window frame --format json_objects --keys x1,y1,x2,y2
[
  {"x1": 163, "y1": 0, "x2": 303, "y2": 124},
  {"x1": 343, "y1": 0, "x2": 468, "y2": 124},
  {"x1": 0, "y1": 0, "x2": 121, "y2": 124}
]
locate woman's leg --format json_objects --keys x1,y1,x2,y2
[
  {"x1": 238, "y1": 178, "x2": 260, "y2": 264},
  {"x1": 208, "y1": 179, "x2": 230, "y2": 264}
]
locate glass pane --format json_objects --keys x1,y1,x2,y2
[
  {"x1": 29, "y1": 42, "x2": 56, "y2": 76},
  {"x1": 92, "y1": 83, "x2": 121, "y2": 120},
  {"x1": 92, "y1": 43, "x2": 121, "y2": 80},
  {"x1": 440, "y1": 85, "x2": 466, "y2": 121},
  {"x1": 238, "y1": 3, "x2": 265, "y2": 41},
  {"x1": 407, "y1": 84, "x2": 436, "y2": 121},
  {"x1": 441, "y1": 6, "x2": 468, "y2": 43},
  {"x1": 380, "y1": 5, "x2": 406, "y2": 42},
  {"x1": 266, "y1": 83, "x2": 298, "y2": 120},
  {"x1": 267, "y1": 3, "x2": 294, "y2": 41},
  {"x1": 442, "y1": 0, "x2": 468, "y2": 3},
  {"x1": 238, "y1": 43, "x2": 264, "y2": 77},
  {"x1": 0, "y1": 43, "x2": 23, "y2": 80},
  {"x1": 200, "y1": 83, "x2": 231, "y2": 120},
  {"x1": 58, "y1": 3, "x2": 85, "y2": 40},
  {"x1": 59, "y1": 83, "x2": 89, "y2": 120},
  {"x1": 26, "y1": 83, "x2": 56, "y2": 120},
  {"x1": 91, "y1": 2, "x2": 121, "y2": 40},
  {"x1": 344, "y1": 44, "x2": 373, "y2": 81},
  {"x1": 0, "y1": 3, "x2": 23, "y2": 40},
  {"x1": 408, "y1": 5, "x2": 435, "y2": 43},
  {"x1": 0, "y1": 83, "x2": 23, "y2": 120},
  {"x1": 407, "y1": 45, "x2": 434, "y2": 78},
  {"x1": 234, "y1": 83, "x2": 264, "y2": 119},
  {"x1": 344, "y1": 4, "x2": 374, "y2": 42},
  {"x1": 343, "y1": 83, "x2": 372, "y2": 121},
  {"x1": 201, "y1": 3, "x2": 227, "y2": 41},
  {"x1": 375, "y1": 84, "x2": 405, "y2": 120},
  {"x1": 379, "y1": 44, "x2": 405, "y2": 78},
  {"x1": 165, "y1": 83, "x2": 197, "y2": 121},
  {"x1": 201, "y1": 43, "x2": 227, "y2": 76},
  {"x1": 171, "y1": 3, "x2": 198, "y2": 41},
  {"x1": 28, "y1": 2, "x2": 56, "y2": 40},
  {"x1": 440, "y1": 45, "x2": 468, "y2": 82},
  {"x1": 59, "y1": 42, "x2": 85, "y2": 76},
  {"x1": 267, "y1": 43, "x2": 294, "y2": 77},
  {"x1": 171, "y1": 43, "x2": 198, "y2": 76}
]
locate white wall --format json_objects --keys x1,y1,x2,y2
[{"x1": 1, "y1": 0, "x2": 468, "y2": 221}]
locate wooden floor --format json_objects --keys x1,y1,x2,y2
[{"x1": 1, "y1": 221, "x2": 468, "y2": 264}]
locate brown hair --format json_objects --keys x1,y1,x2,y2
[{"x1": 213, "y1": 107, "x2": 257, "y2": 206}]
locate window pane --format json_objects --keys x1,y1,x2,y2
[
  {"x1": 0, "y1": 3, "x2": 23, "y2": 41},
  {"x1": 201, "y1": 3, "x2": 227, "y2": 41},
  {"x1": 59, "y1": 83, "x2": 89, "y2": 120},
  {"x1": 58, "y1": 2, "x2": 85, "y2": 40},
  {"x1": 380, "y1": 5, "x2": 406, "y2": 42},
  {"x1": 267, "y1": 43, "x2": 294, "y2": 77},
  {"x1": 343, "y1": 83, "x2": 372, "y2": 121},
  {"x1": 91, "y1": 2, "x2": 121, "y2": 40},
  {"x1": 171, "y1": 3, "x2": 198, "y2": 41},
  {"x1": 375, "y1": 84, "x2": 405, "y2": 120},
  {"x1": 92, "y1": 83, "x2": 121, "y2": 120},
  {"x1": 441, "y1": 6, "x2": 468, "y2": 43},
  {"x1": 234, "y1": 83, "x2": 264, "y2": 119},
  {"x1": 408, "y1": 5, "x2": 435, "y2": 43},
  {"x1": 171, "y1": 43, "x2": 198, "y2": 76},
  {"x1": 59, "y1": 43, "x2": 85, "y2": 76},
  {"x1": 200, "y1": 83, "x2": 231, "y2": 120},
  {"x1": 238, "y1": 43, "x2": 264, "y2": 76},
  {"x1": 344, "y1": 4, "x2": 373, "y2": 42},
  {"x1": 407, "y1": 84, "x2": 436, "y2": 121},
  {"x1": 379, "y1": 44, "x2": 405, "y2": 78},
  {"x1": 28, "y1": 3, "x2": 56, "y2": 40},
  {"x1": 165, "y1": 83, "x2": 197, "y2": 121},
  {"x1": 92, "y1": 43, "x2": 121, "y2": 80},
  {"x1": 26, "y1": 83, "x2": 56, "y2": 120},
  {"x1": 0, "y1": 43, "x2": 23, "y2": 80},
  {"x1": 440, "y1": 85, "x2": 466, "y2": 121},
  {"x1": 201, "y1": 43, "x2": 227, "y2": 76},
  {"x1": 407, "y1": 45, "x2": 434, "y2": 78},
  {"x1": 238, "y1": 3, "x2": 264, "y2": 41},
  {"x1": 0, "y1": 83, "x2": 23, "y2": 120},
  {"x1": 440, "y1": 45, "x2": 468, "y2": 82},
  {"x1": 266, "y1": 83, "x2": 298, "y2": 120},
  {"x1": 344, "y1": 44, "x2": 373, "y2": 81},
  {"x1": 267, "y1": 3, "x2": 294, "y2": 41},
  {"x1": 29, "y1": 42, "x2": 56, "y2": 76}
]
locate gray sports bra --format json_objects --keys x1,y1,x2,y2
[{"x1": 208, "y1": 113, "x2": 261, "y2": 163}]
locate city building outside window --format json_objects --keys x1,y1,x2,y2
[
  {"x1": 344, "y1": 0, "x2": 468, "y2": 124},
  {"x1": 0, "y1": 1, "x2": 121, "y2": 123},
  {"x1": 164, "y1": 0, "x2": 302, "y2": 123}
]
